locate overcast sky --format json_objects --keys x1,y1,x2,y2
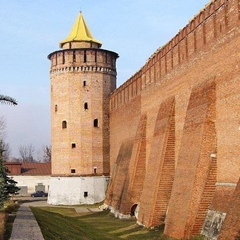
[{"x1": 0, "y1": 0, "x2": 210, "y2": 158}]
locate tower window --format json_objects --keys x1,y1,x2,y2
[
  {"x1": 84, "y1": 102, "x2": 88, "y2": 110},
  {"x1": 84, "y1": 50, "x2": 87, "y2": 63},
  {"x1": 72, "y1": 143, "x2": 76, "y2": 148},
  {"x1": 62, "y1": 52, "x2": 65, "y2": 64},
  {"x1": 95, "y1": 50, "x2": 97, "y2": 62},
  {"x1": 73, "y1": 51, "x2": 76, "y2": 62},
  {"x1": 94, "y1": 167, "x2": 97, "y2": 175},
  {"x1": 105, "y1": 53, "x2": 108, "y2": 63},
  {"x1": 83, "y1": 80, "x2": 87, "y2": 87},
  {"x1": 84, "y1": 192, "x2": 88, "y2": 198},
  {"x1": 93, "y1": 119, "x2": 99, "y2": 128},
  {"x1": 62, "y1": 121, "x2": 67, "y2": 129},
  {"x1": 71, "y1": 169, "x2": 76, "y2": 174},
  {"x1": 55, "y1": 105, "x2": 58, "y2": 112}
]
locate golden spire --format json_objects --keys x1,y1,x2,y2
[{"x1": 60, "y1": 12, "x2": 102, "y2": 48}]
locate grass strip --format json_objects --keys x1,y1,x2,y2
[
  {"x1": 31, "y1": 207, "x2": 167, "y2": 240},
  {"x1": 31, "y1": 207, "x2": 205, "y2": 240}
]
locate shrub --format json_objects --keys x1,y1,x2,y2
[
  {"x1": 4, "y1": 201, "x2": 19, "y2": 214},
  {"x1": 0, "y1": 212, "x2": 7, "y2": 238}
]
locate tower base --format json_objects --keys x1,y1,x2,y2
[{"x1": 47, "y1": 176, "x2": 109, "y2": 205}]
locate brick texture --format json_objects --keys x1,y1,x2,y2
[
  {"x1": 49, "y1": 0, "x2": 240, "y2": 238},
  {"x1": 138, "y1": 97, "x2": 175, "y2": 227},
  {"x1": 118, "y1": 114, "x2": 147, "y2": 215},
  {"x1": 49, "y1": 48, "x2": 118, "y2": 176},
  {"x1": 106, "y1": 0, "x2": 240, "y2": 238},
  {"x1": 164, "y1": 82, "x2": 216, "y2": 239},
  {"x1": 104, "y1": 139, "x2": 134, "y2": 209},
  {"x1": 218, "y1": 178, "x2": 240, "y2": 240}
]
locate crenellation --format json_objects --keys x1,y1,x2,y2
[
  {"x1": 110, "y1": 0, "x2": 234, "y2": 111},
  {"x1": 107, "y1": 0, "x2": 240, "y2": 238},
  {"x1": 172, "y1": 43, "x2": 179, "y2": 69},
  {"x1": 49, "y1": 49, "x2": 117, "y2": 71},
  {"x1": 239, "y1": 0, "x2": 240, "y2": 20},
  {"x1": 47, "y1": 0, "x2": 240, "y2": 237}
]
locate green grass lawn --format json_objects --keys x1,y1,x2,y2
[
  {"x1": 31, "y1": 207, "x2": 173, "y2": 240},
  {"x1": 31, "y1": 206, "x2": 205, "y2": 240}
]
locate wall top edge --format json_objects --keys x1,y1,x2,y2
[
  {"x1": 112, "y1": 0, "x2": 229, "y2": 97},
  {"x1": 48, "y1": 48, "x2": 119, "y2": 60}
]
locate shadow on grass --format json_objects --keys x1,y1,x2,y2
[
  {"x1": 4, "y1": 214, "x2": 16, "y2": 240},
  {"x1": 31, "y1": 207, "x2": 205, "y2": 240},
  {"x1": 31, "y1": 207, "x2": 170, "y2": 240}
]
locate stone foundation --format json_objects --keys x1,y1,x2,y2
[{"x1": 47, "y1": 176, "x2": 109, "y2": 205}]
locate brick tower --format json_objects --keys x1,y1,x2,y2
[{"x1": 47, "y1": 12, "x2": 118, "y2": 205}]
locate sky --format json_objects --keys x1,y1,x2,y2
[{"x1": 0, "y1": 0, "x2": 210, "y2": 159}]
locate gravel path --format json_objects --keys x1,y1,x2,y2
[
  {"x1": 10, "y1": 205, "x2": 44, "y2": 240},
  {"x1": 9, "y1": 199, "x2": 102, "y2": 239}
]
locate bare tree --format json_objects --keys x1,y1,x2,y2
[
  {"x1": 0, "y1": 95, "x2": 17, "y2": 105},
  {"x1": 42, "y1": 145, "x2": 51, "y2": 162},
  {"x1": 18, "y1": 144, "x2": 35, "y2": 162},
  {"x1": 1, "y1": 141, "x2": 11, "y2": 162},
  {"x1": 0, "y1": 116, "x2": 6, "y2": 139},
  {"x1": 0, "y1": 117, "x2": 11, "y2": 162}
]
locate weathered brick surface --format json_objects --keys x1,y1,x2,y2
[
  {"x1": 164, "y1": 82, "x2": 216, "y2": 239},
  {"x1": 118, "y1": 114, "x2": 147, "y2": 215},
  {"x1": 49, "y1": 0, "x2": 240, "y2": 238},
  {"x1": 191, "y1": 156, "x2": 217, "y2": 236},
  {"x1": 104, "y1": 139, "x2": 134, "y2": 209},
  {"x1": 211, "y1": 185, "x2": 235, "y2": 213},
  {"x1": 138, "y1": 97, "x2": 175, "y2": 227},
  {"x1": 49, "y1": 49, "x2": 118, "y2": 176},
  {"x1": 107, "y1": 0, "x2": 240, "y2": 239},
  {"x1": 218, "y1": 178, "x2": 240, "y2": 240}
]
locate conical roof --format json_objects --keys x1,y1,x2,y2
[{"x1": 60, "y1": 12, "x2": 102, "y2": 48}]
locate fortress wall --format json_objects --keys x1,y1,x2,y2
[
  {"x1": 218, "y1": 177, "x2": 240, "y2": 240},
  {"x1": 108, "y1": 0, "x2": 240, "y2": 238},
  {"x1": 109, "y1": 96, "x2": 141, "y2": 174},
  {"x1": 110, "y1": 0, "x2": 237, "y2": 111},
  {"x1": 110, "y1": 0, "x2": 240, "y2": 183}
]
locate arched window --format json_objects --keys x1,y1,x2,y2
[
  {"x1": 62, "y1": 121, "x2": 67, "y2": 129},
  {"x1": 55, "y1": 104, "x2": 58, "y2": 112},
  {"x1": 84, "y1": 102, "x2": 88, "y2": 110},
  {"x1": 93, "y1": 119, "x2": 99, "y2": 128}
]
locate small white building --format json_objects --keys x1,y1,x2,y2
[{"x1": 5, "y1": 162, "x2": 51, "y2": 196}]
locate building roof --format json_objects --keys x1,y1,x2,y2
[
  {"x1": 5, "y1": 162, "x2": 51, "y2": 176},
  {"x1": 59, "y1": 12, "x2": 102, "y2": 48},
  {"x1": 21, "y1": 162, "x2": 51, "y2": 176}
]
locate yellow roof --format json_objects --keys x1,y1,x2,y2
[{"x1": 60, "y1": 12, "x2": 102, "y2": 48}]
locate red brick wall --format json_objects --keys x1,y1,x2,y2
[
  {"x1": 138, "y1": 97, "x2": 175, "y2": 227},
  {"x1": 118, "y1": 114, "x2": 147, "y2": 215},
  {"x1": 164, "y1": 82, "x2": 217, "y2": 239},
  {"x1": 106, "y1": 0, "x2": 240, "y2": 238},
  {"x1": 218, "y1": 178, "x2": 240, "y2": 239},
  {"x1": 49, "y1": 48, "x2": 118, "y2": 176},
  {"x1": 104, "y1": 139, "x2": 134, "y2": 209}
]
